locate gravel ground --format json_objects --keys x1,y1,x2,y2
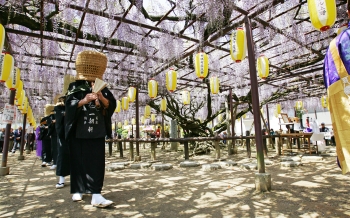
[{"x1": 0, "y1": 143, "x2": 349, "y2": 218}]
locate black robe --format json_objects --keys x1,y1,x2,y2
[
  {"x1": 40, "y1": 116, "x2": 52, "y2": 163},
  {"x1": 65, "y1": 80, "x2": 116, "y2": 194},
  {"x1": 47, "y1": 114, "x2": 58, "y2": 165},
  {"x1": 54, "y1": 105, "x2": 70, "y2": 177}
]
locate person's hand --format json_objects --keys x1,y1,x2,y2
[{"x1": 81, "y1": 93, "x2": 98, "y2": 105}]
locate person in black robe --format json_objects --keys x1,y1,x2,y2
[
  {"x1": 54, "y1": 96, "x2": 70, "y2": 189},
  {"x1": 47, "y1": 112, "x2": 58, "y2": 170},
  {"x1": 40, "y1": 115, "x2": 52, "y2": 167},
  {"x1": 64, "y1": 50, "x2": 116, "y2": 208}
]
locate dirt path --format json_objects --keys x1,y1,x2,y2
[{"x1": 0, "y1": 145, "x2": 349, "y2": 218}]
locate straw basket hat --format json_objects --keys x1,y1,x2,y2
[
  {"x1": 44, "y1": 104, "x2": 55, "y2": 117},
  {"x1": 75, "y1": 50, "x2": 107, "y2": 81}
]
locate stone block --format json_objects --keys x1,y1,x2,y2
[
  {"x1": 152, "y1": 163, "x2": 173, "y2": 171},
  {"x1": 301, "y1": 156, "x2": 323, "y2": 161},
  {"x1": 180, "y1": 161, "x2": 200, "y2": 167},
  {"x1": 106, "y1": 163, "x2": 125, "y2": 171},
  {"x1": 280, "y1": 157, "x2": 301, "y2": 162},
  {"x1": 202, "y1": 164, "x2": 221, "y2": 171},
  {"x1": 213, "y1": 161, "x2": 237, "y2": 168},
  {"x1": 130, "y1": 163, "x2": 152, "y2": 169},
  {"x1": 280, "y1": 161, "x2": 302, "y2": 167},
  {"x1": 240, "y1": 163, "x2": 258, "y2": 170}
]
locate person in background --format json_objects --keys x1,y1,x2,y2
[
  {"x1": 155, "y1": 126, "x2": 161, "y2": 145},
  {"x1": 222, "y1": 131, "x2": 227, "y2": 144},
  {"x1": 319, "y1": 122, "x2": 330, "y2": 146},
  {"x1": 319, "y1": 122, "x2": 329, "y2": 132},
  {"x1": 0, "y1": 128, "x2": 5, "y2": 152},
  {"x1": 8, "y1": 128, "x2": 14, "y2": 152},
  {"x1": 40, "y1": 108, "x2": 53, "y2": 167},
  {"x1": 35, "y1": 125, "x2": 42, "y2": 159},
  {"x1": 11, "y1": 126, "x2": 22, "y2": 153},
  {"x1": 54, "y1": 96, "x2": 70, "y2": 189},
  {"x1": 26, "y1": 127, "x2": 35, "y2": 152},
  {"x1": 47, "y1": 109, "x2": 58, "y2": 170}
]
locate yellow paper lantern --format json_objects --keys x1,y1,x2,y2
[
  {"x1": 115, "y1": 100, "x2": 121, "y2": 113},
  {"x1": 0, "y1": 53, "x2": 14, "y2": 82},
  {"x1": 295, "y1": 100, "x2": 303, "y2": 110},
  {"x1": 321, "y1": 96, "x2": 328, "y2": 108},
  {"x1": 15, "y1": 80, "x2": 23, "y2": 100},
  {"x1": 141, "y1": 116, "x2": 145, "y2": 124},
  {"x1": 145, "y1": 105, "x2": 151, "y2": 118},
  {"x1": 195, "y1": 52, "x2": 209, "y2": 79},
  {"x1": 148, "y1": 79, "x2": 158, "y2": 99},
  {"x1": 20, "y1": 97, "x2": 28, "y2": 114},
  {"x1": 128, "y1": 87, "x2": 136, "y2": 102},
  {"x1": 210, "y1": 76, "x2": 220, "y2": 94},
  {"x1": 132, "y1": 118, "x2": 136, "y2": 125},
  {"x1": 117, "y1": 122, "x2": 122, "y2": 128},
  {"x1": 182, "y1": 90, "x2": 190, "y2": 105},
  {"x1": 124, "y1": 120, "x2": 128, "y2": 126},
  {"x1": 230, "y1": 27, "x2": 247, "y2": 63},
  {"x1": 257, "y1": 55, "x2": 269, "y2": 79},
  {"x1": 307, "y1": 0, "x2": 336, "y2": 32},
  {"x1": 166, "y1": 69, "x2": 177, "y2": 92},
  {"x1": 337, "y1": 23, "x2": 348, "y2": 35},
  {"x1": 121, "y1": 97, "x2": 129, "y2": 111},
  {"x1": 276, "y1": 103, "x2": 281, "y2": 114},
  {"x1": 17, "y1": 90, "x2": 25, "y2": 106},
  {"x1": 0, "y1": 24, "x2": 5, "y2": 52},
  {"x1": 160, "y1": 98, "x2": 167, "y2": 112},
  {"x1": 5, "y1": 67, "x2": 20, "y2": 90},
  {"x1": 151, "y1": 114, "x2": 156, "y2": 122}
]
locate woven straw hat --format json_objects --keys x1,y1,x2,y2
[
  {"x1": 75, "y1": 50, "x2": 107, "y2": 81},
  {"x1": 44, "y1": 104, "x2": 55, "y2": 117}
]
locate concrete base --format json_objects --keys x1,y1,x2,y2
[
  {"x1": 26, "y1": 150, "x2": 31, "y2": 154},
  {"x1": 301, "y1": 156, "x2": 323, "y2": 161},
  {"x1": 213, "y1": 161, "x2": 237, "y2": 168},
  {"x1": 152, "y1": 163, "x2": 173, "y2": 171},
  {"x1": 180, "y1": 161, "x2": 200, "y2": 168},
  {"x1": 17, "y1": 155, "x2": 25, "y2": 160},
  {"x1": 0, "y1": 167, "x2": 10, "y2": 176},
  {"x1": 255, "y1": 173, "x2": 271, "y2": 192},
  {"x1": 106, "y1": 163, "x2": 125, "y2": 171},
  {"x1": 202, "y1": 164, "x2": 221, "y2": 171},
  {"x1": 280, "y1": 161, "x2": 302, "y2": 167},
  {"x1": 130, "y1": 163, "x2": 152, "y2": 169},
  {"x1": 240, "y1": 163, "x2": 257, "y2": 170}
]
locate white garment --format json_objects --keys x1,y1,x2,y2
[{"x1": 311, "y1": 119, "x2": 320, "y2": 134}]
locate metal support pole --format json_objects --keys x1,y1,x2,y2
[
  {"x1": 229, "y1": 88, "x2": 235, "y2": 154},
  {"x1": 245, "y1": 16, "x2": 265, "y2": 173},
  {"x1": 266, "y1": 104, "x2": 270, "y2": 132},
  {"x1": 1, "y1": 90, "x2": 16, "y2": 175},
  {"x1": 18, "y1": 113, "x2": 27, "y2": 160},
  {"x1": 135, "y1": 86, "x2": 140, "y2": 159},
  {"x1": 246, "y1": 130, "x2": 251, "y2": 158},
  {"x1": 184, "y1": 141, "x2": 189, "y2": 160}
]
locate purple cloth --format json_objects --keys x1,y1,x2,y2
[
  {"x1": 323, "y1": 22, "x2": 350, "y2": 89},
  {"x1": 35, "y1": 126, "x2": 42, "y2": 157}
]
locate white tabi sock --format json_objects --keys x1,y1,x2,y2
[{"x1": 59, "y1": 176, "x2": 65, "y2": 184}]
